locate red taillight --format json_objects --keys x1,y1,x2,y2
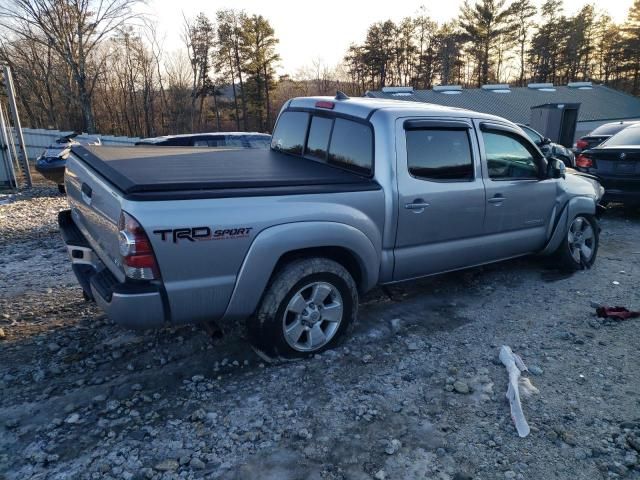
[
  {"x1": 118, "y1": 211, "x2": 160, "y2": 280},
  {"x1": 315, "y1": 101, "x2": 335, "y2": 109},
  {"x1": 576, "y1": 139, "x2": 589, "y2": 150},
  {"x1": 576, "y1": 154, "x2": 593, "y2": 168}
]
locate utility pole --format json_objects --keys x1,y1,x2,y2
[
  {"x1": 0, "y1": 104, "x2": 18, "y2": 189},
  {"x1": 2, "y1": 64, "x2": 32, "y2": 187}
]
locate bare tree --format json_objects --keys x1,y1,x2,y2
[{"x1": 0, "y1": 0, "x2": 142, "y2": 132}]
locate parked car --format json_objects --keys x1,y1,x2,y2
[
  {"x1": 517, "y1": 123, "x2": 575, "y2": 167},
  {"x1": 35, "y1": 133, "x2": 101, "y2": 193},
  {"x1": 135, "y1": 132, "x2": 271, "y2": 149},
  {"x1": 575, "y1": 122, "x2": 640, "y2": 206},
  {"x1": 574, "y1": 121, "x2": 639, "y2": 154},
  {"x1": 59, "y1": 94, "x2": 604, "y2": 358}
]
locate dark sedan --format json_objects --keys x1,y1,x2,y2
[
  {"x1": 35, "y1": 133, "x2": 100, "y2": 193},
  {"x1": 574, "y1": 121, "x2": 639, "y2": 154},
  {"x1": 576, "y1": 123, "x2": 640, "y2": 206}
]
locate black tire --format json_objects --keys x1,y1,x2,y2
[
  {"x1": 248, "y1": 257, "x2": 358, "y2": 359},
  {"x1": 57, "y1": 184, "x2": 66, "y2": 194},
  {"x1": 554, "y1": 214, "x2": 599, "y2": 271}
]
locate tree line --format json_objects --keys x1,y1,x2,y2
[
  {"x1": 344, "y1": 0, "x2": 640, "y2": 95},
  {"x1": 0, "y1": 0, "x2": 639, "y2": 138},
  {"x1": 0, "y1": 0, "x2": 280, "y2": 136}
]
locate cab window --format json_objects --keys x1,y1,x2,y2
[
  {"x1": 271, "y1": 111, "x2": 310, "y2": 155},
  {"x1": 406, "y1": 129, "x2": 473, "y2": 181},
  {"x1": 483, "y1": 131, "x2": 539, "y2": 180}
]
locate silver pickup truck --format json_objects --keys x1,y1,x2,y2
[{"x1": 59, "y1": 94, "x2": 604, "y2": 357}]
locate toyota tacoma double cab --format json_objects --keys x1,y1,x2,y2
[{"x1": 59, "y1": 93, "x2": 604, "y2": 358}]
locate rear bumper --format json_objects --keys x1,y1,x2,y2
[
  {"x1": 599, "y1": 176, "x2": 640, "y2": 205},
  {"x1": 58, "y1": 210, "x2": 167, "y2": 329}
]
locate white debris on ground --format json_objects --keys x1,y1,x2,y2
[{"x1": 1, "y1": 181, "x2": 640, "y2": 480}]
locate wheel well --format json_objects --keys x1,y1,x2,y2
[{"x1": 274, "y1": 247, "x2": 364, "y2": 291}]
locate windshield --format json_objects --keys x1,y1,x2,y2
[
  {"x1": 520, "y1": 126, "x2": 542, "y2": 144},
  {"x1": 601, "y1": 126, "x2": 640, "y2": 147}
]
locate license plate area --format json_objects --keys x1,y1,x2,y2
[{"x1": 615, "y1": 162, "x2": 636, "y2": 174}]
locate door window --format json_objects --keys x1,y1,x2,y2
[
  {"x1": 483, "y1": 131, "x2": 539, "y2": 180},
  {"x1": 406, "y1": 129, "x2": 473, "y2": 181}
]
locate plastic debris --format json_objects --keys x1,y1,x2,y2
[
  {"x1": 596, "y1": 306, "x2": 640, "y2": 321},
  {"x1": 499, "y1": 345, "x2": 537, "y2": 437}
]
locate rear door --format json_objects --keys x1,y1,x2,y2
[
  {"x1": 393, "y1": 118, "x2": 487, "y2": 280},
  {"x1": 476, "y1": 121, "x2": 557, "y2": 257}
]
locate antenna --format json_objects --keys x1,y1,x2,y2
[{"x1": 335, "y1": 91, "x2": 350, "y2": 100}]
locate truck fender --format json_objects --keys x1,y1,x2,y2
[
  {"x1": 540, "y1": 196, "x2": 596, "y2": 256},
  {"x1": 220, "y1": 222, "x2": 379, "y2": 323}
]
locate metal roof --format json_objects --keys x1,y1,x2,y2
[{"x1": 366, "y1": 85, "x2": 640, "y2": 124}]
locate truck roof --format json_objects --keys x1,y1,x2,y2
[{"x1": 287, "y1": 95, "x2": 511, "y2": 124}]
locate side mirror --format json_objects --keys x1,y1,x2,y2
[{"x1": 548, "y1": 157, "x2": 566, "y2": 179}]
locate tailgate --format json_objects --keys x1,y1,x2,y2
[{"x1": 65, "y1": 153, "x2": 125, "y2": 281}]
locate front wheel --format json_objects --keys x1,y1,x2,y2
[
  {"x1": 554, "y1": 215, "x2": 599, "y2": 271},
  {"x1": 249, "y1": 258, "x2": 358, "y2": 359}
]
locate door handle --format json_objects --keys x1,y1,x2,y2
[
  {"x1": 488, "y1": 195, "x2": 505, "y2": 204},
  {"x1": 405, "y1": 199, "x2": 430, "y2": 211},
  {"x1": 81, "y1": 183, "x2": 92, "y2": 205}
]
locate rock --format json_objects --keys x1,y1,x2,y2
[
  {"x1": 607, "y1": 462, "x2": 627, "y2": 475},
  {"x1": 374, "y1": 470, "x2": 386, "y2": 480},
  {"x1": 561, "y1": 431, "x2": 577, "y2": 446},
  {"x1": 627, "y1": 435, "x2": 640, "y2": 453},
  {"x1": 5, "y1": 418, "x2": 19, "y2": 429},
  {"x1": 362, "y1": 354, "x2": 373, "y2": 364},
  {"x1": 406, "y1": 342, "x2": 420, "y2": 351},
  {"x1": 623, "y1": 452, "x2": 637, "y2": 467},
  {"x1": 529, "y1": 365, "x2": 544, "y2": 375},
  {"x1": 64, "y1": 413, "x2": 80, "y2": 424},
  {"x1": 190, "y1": 409, "x2": 206, "y2": 422},
  {"x1": 384, "y1": 439, "x2": 402, "y2": 455},
  {"x1": 0, "y1": 328, "x2": 5, "y2": 339},
  {"x1": 504, "y1": 471, "x2": 516, "y2": 480},
  {"x1": 389, "y1": 318, "x2": 401, "y2": 333},
  {"x1": 47, "y1": 342, "x2": 60, "y2": 352},
  {"x1": 453, "y1": 474, "x2": 473, "y2": 480},
  {"x1": 297, "y1": 428, "x2": 312, "y2": 440},
  {"x1": 153, "y1": 459, "x2": 179, "y2": 472},
  {"x1": 453, "y1": 381, "x2": 471, "y2": 394},
  {"x1": 190, "y1": 458, "x2": 206, "y2": 469}
]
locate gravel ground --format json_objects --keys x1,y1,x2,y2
[{"x1": 1, "y1": 181, "x2": 640, "y2": 480}]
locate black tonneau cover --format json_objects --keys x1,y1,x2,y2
[{"x1": 72, "y1": 145, "x2": 380, "y2": 200}]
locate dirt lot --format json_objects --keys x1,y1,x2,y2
[{"x1": 1, "y1": 182, "x2": 639, "y2": 480}]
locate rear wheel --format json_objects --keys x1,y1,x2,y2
[
  {"x1": 554, "y1": 215, "x2": 599, "y2": 271},
  {"x1": 249, "y1": 258, "x2": 358, "y2": 359}
]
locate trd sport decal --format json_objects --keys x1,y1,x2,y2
[{"x1": 153, "y1": 227, "x2": 253, "y2": 243}]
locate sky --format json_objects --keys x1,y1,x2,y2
[{"x1": 147, "y1": 0, "x2": 635, "y2": 74}]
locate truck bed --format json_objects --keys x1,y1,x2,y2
[{"x1": 72, "y1": 145, "x2": 380, "y2": 200}]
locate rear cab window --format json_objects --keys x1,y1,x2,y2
[{"x1": 271, "y1": 110, "x2": 374, "y2": 176}]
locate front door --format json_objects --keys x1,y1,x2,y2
[
  {"x1": 476, "y1": 121, "x2": 557, "y2": 258},
  {"x1": 393, "y1": 118, "x2": 487, "y2": 281}
]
